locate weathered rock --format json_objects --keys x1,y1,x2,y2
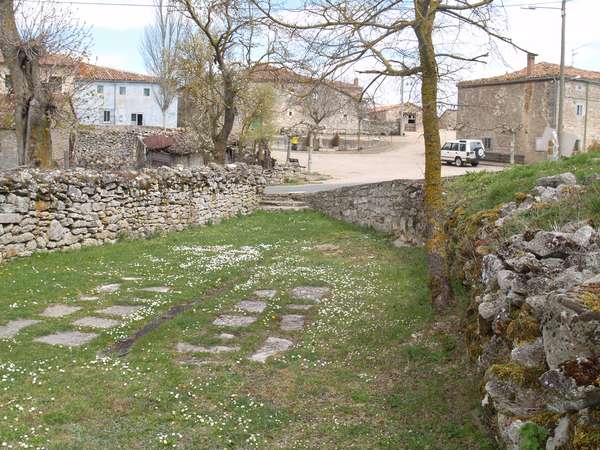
[
  {"x1": 545, "y1": 414, "x2": 571, "y2": 450},
  {"x1": 96, "y1": 305, "x2": 143, "y2": 318},
  {"x1": 541, "y1": 361, "x2": 600, "y2": 413},
  {"x1": 291, "y1": 286, "x2": 331, "y2": 302},
  {"x1": 213, "y1": 315, "x2": 257, "y2": 327},
  {"x1": 34, "y1": 331, "x2": 98, "y2": 347},
  {"x1": 485, "y1": 368, "x2": 546, "y2": 416},
  {"x1": 526, "y1": 231, "x2": 574, "y2": 258},
  {"x1": 0, "y1": 319, "x2": 40, "y2": 339},
  {"x1": 235, "y1": 300, "x2": 267, "y2": 313},
  {"x1": 482, "y1": 254, "x2": 505, "y2": 286},
  {"x1": 287, "y1": 304, "x2": 314, "y2": 311},
  {"x1": 478, "y1": 336, "x2": 511, "y2": 371},
  {"x1": 510, "y1": 338, "x2": 546, "y2": 368},
  {"x1": 497, "y1": 414, "x2": 527, "y2": 450},
  {"x1": 280, "y1": 314, "x2": 305, "y2": 331},
  {"x1": 139, "y1": 286, "x2": 171, "y2": 293},
  {"x1": 40, "y1": 305, "x2": 82, "y2": 318},
  {"x1": 248, "y1": 337, "x2": 293, "y2": 363},
  {"x1": 47, "y1": 220, "x2": 66, "y2": 241},
  {"x1": 536, "y1": 172, "x2": 577, "y2": 188},
  {"x1": 175, "y1": 342, "x2": 240, "y2": 354},
  {"x1": 73, "y1": 316, "x2": 121, "y2": 329},
  {"x1": 95, "y1": 283, "x2": 121, "y2": 293},
  {"x1": 254, "y1": 289, "x2": 277, "y2": 299}
]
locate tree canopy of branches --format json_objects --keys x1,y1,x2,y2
[
  {"x1": 0, "y1": 0, "x2": 88, "y2": 167},
  {"x1": 252, "y1": 0, "x2": 524, "y2": 311},
  {"x1": 141, "y1": 0, "x2": 187, "y2": 130},
  {"x1": 175, "y1": 0, "x2": 272, "y2": 163}
]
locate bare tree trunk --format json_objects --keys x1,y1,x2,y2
[
  {"x1": 414, "y1": 0, "x2": 454, "y2": 311},
  {"x1": 213, "y1": 70, "x2": 235, "y2": 164},
  {"x1": 0, "y1": 0, "x2": 53, "y2": 168}
]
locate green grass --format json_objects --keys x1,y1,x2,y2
[
  {"x1": 0, "y1": 211, "x2": 493, "y2": 449},
  {"x1": 447, "y1": 151, "x2": 600, "y2": 232}
]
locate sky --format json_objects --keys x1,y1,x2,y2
[{"x1": 33, "y1": 0, "x2": 600, "y2": 105}]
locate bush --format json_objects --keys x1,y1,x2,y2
[
  {"x1": 588, "y1": 140, "x2": 600, "y2": 152},
  {"x1": 330, "y1": 133, "x2": 340, "y2": 147}
]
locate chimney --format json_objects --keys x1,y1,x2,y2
[
  {"x1": 353, "y1": 77, "x2": 359, "y2": 86},
  {"x1": 527, "y1": 53, "x2": 536, "y2": 76}
]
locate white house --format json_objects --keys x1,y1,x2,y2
[{"x1": 75, "y1": 63, "x2": 178, "y2": 128}]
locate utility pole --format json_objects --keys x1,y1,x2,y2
[
  {"x1": 399, "y1": 76, "x2": 405, "y2": 136},
  {"x1": 556, "y1": 0, "x2": 567, "y2": 160}
]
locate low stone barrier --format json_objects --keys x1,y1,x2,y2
[
  {"x1": 0, "y1": 164, "x2": 266, "y2": 262},
  {"x1": 305, "y1": 179, "x2": 425, "y2": 245}
]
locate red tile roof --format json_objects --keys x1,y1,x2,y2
[
  {"x1": 77, "y1": 62, "x2": 156, "y2": 83},
  {"x1": 248, "y1": 64, "x2": 362, "y2": 98},
  {"x1": 460, "y1": 62, "x2": 600, "y2": 87},
  {"x1": 370, "y1": 102, "x2": 421, "y2": 113}
]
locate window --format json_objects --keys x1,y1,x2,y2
[
  {"x1": 119, "y1": 86, "x2": 126, "y2": 95},
  {"x1": 343, "y1": 113, "x2": 348, "y2": 120},
  {"x1": 288, "y1": 111, "x2": 293, "y2": 117},
  {"x1": 459, "y1": 143, "x2": 466, "y2": 152},
  {"x1": 482, "y1": 137, "x2": 492, "y2": 151},
  {"x1": 97, "y1": 85, "x2": 104, "y2": 94},
  {"x1": 450, "y1": 143, "x2": 459, "y2": 151},
  {"x1": 441, "y1": 143, "x2": 452, "y2": 151},
  {"x1": 576, "y1": 104, "x2": 585, "y2": 117},
  {"x1": 131, "y1": 113, "x2": 143, "y2": 126},
  {"x1": 4, "y1": 74, "x2": 13, "y2": 93},
  {"x1": 103, "y1": 110, "x2": 111, "y2": 123},
  {"x1": 47, "y1": 76, "x2": 63, "y2": 92},
  {"x1": 407, "y1": 113, "x2": 416, "y2": 124},
  {"x1": 143, "y1": 88, "x2": 150, "y2": 97}
]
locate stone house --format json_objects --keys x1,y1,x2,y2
[
  {"x1": 457, "y1": 55, "x2": 600, "y2": 163},
  {"x1": 365, "y1": 103, "x2": 423, "y2": 135},
  {"x1": 243, "y1": 65, "x2": 363, "y2": 135},
  {"x1": 75, "y1": 63, "x2": 178, "y2": 128},
  {"x1": 137, "y1": 132, "x2": 203, "y2": 168},
  {"x1": 439, "y1": 109, "x2": 458, "y2": 130}
]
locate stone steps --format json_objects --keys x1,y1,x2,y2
[{"x1": 258, "y1": 193, "x2": 310, "y2": 212}]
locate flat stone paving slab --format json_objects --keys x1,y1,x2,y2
[
  {"x1": 176, "y1": 342, "x2": 240, "y2": 353},
  {"x1": 73, "y1": 317, "x2": 121, "y2": 329},
  {"x1": 0, "y1": 320, "x2": 40, "y2": 339},
  {"x1": 291, "y1": 286, "x2": 330, "y2": 303},
  {"x1": 249, "y1": 337, "x2": 293, "y2": 363},
  {"x1": 287, "y1": 304, "x2": 314, "y2": 311},
  {"x1": 34, "y1": 331, "x2": 98, "y2": 347},
  {"x1": 40, "y1": 305, "x2": 82, "y2": 318},
  {"x1": 95, "y1": 283, "x2": 121, "y2": 293},
  {"x1": 235, "y1": 300, "x2": 267, "y2": 313},
  {"x1": 280, "y1": 314, "x2": 305, "y2": 331},
  {"x1": 254, "y1": 289, "x2": 278, "y2": 299},
  {"x1": 213, "y1": 315, "x2": 257, "y2": 327},
  {"x1": 122, "y1": 277, "x2": 143, "y2": 281},
  {"x1": 96, "y1": 305, "x2": 143, "y2": 318},
  {"x1": 78, "y1": 295, "x2": 100, "y2": 302},
  {"x1": 139, "y1": 286, "x2": 171, "y2": 293},
  {"x1": 217, "y1": 333, "x2": 236, "y2": 340}
]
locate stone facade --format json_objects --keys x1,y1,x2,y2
[
  {"x1": 365, "y1": 103, "x2": 423, "y2": 135},
  {"x1": 457, "y1": 61, "x2": 600, "y2": 164},
  {"x1": 305, "y1": 179, "x2": 425, "y2": 245},
  {"x1": 0, "y1": 128, "x2": 71, "y2": 170},
  {"x1": 0, "y1": 164, "x2": 266, "y2": 263}
]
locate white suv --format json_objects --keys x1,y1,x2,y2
[{"x1": 441, "y1": 139, "x2": 486, "y2": 167}]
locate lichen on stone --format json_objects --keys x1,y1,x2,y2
[
  {"x1": 488, "y1": 362, "x2": 544, "y2": 388},
  {"x1": 506, "y1": 307, "x2": 541, "y2": 345}
]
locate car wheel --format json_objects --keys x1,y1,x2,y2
[
  {"x1": 471, "y1": 161, "x2": 479, "y2": 167},
  {"x1": 455, "y1": 157, "x2": 463, "y2": 167}
]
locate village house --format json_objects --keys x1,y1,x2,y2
[
  {"x1": 365, "y1": 103, "x2": 423, "y2": 135},
  {"x1": 457, "y1": 55, "x2": 600, "y2": 163},
  {"x1": 75, "y1": 63, "x2": 178, "y2": 128}
]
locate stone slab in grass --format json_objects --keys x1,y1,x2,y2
[
  {"x1": 40, "y1": 305, "x2": 82, "y2": 318},
  {"x1": 249, "y1": 337, "x2": 293, "y2": 363},
  {"x1": 176, "y1": 342, "x2": 240, "y2": 353},
  {"x1": 235, "y1": 300, "x2": 267, "y2": 313},
  {"x1": 254, "y1": 289, "x2": 278, "y2": 299},
  {"x1": 139, "y1": 286, "x2": 171, "y2": 293},
  {"x1": 78, "y1": 295, "x2": 100, "y2": 302},
  {"x1": 217, "y1": 333, "x2": 236, "y2": 340},
  {"x1": 280, "y1": 315, "x2": 305, "y2": 331},
  {"x1": 122, "y1": 277, "x2": 143, "y2": 281},
  {"x1": 0, "y1": 319, "x2": 41, "y2": 339},
  {"x1": 213, "y1": 315, "x2": 257, "y2": 327},
  {"x1": 291, "y1": 286, "x2": 330, "y2": 303},
  {"x1": 73, "y1": 317, "x2": 121, "y2": 329},
  {"x1": 287, "y1": 304, "x2": 314, "y2": 311},
  {"x1": 34, "y1": 331, "x2": 98, "y2": 347},
  {"x1": 96, "y1": 305, "x2": 143, "y2": 318},
  {"x1": 95, "y1": 283, "x2": 121, "y2": 293}
]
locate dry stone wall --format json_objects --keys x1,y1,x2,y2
[
  {"x1": 305, "y1": 179, "x2": 425, "y2": 245},
  {"x1": 0, "y1": 164, "x2": 266, "y2": 263}
]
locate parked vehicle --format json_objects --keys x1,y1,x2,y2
[{"x1": 441, "y1": 139, "x2": 486, "y2": 167}]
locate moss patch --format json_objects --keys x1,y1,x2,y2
[
  {"x1": 488, "y1": 363, "x2": 544, "y2": 388},
  {"x1": 506, "y1": 307, "x2": 541, "y2": 345}
]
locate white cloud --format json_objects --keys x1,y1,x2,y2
[{"x1": 58, "y1": 0, "x2": 155, "y2": 30}]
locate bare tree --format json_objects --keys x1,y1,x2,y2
[
  {"x1": 293, "y1": 82, "x2": 352, "y2": 172},
  {"x1": 141, "y1": 0, "x2": 187, "y2": 130},
  {"x1": 175, "y1": 0, "x2": 272, "y2": 163},
  {"x1": 252, "y1": 0, "x2": 526, "y2": 311},
  {"x1": 0, "y1": 0, "x2": 88, "y2": 167}
]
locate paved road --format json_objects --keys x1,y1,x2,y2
[{"x1": 269, "y1": 131, "x2": 506, "y2": 193}]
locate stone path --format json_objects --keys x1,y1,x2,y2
[
  {"x1": 6, "y1": 280, "x2": 329, "y2": 364},
  {"x1": 40, "y1": 305, "x2": 82, "y2": 318},
  {"x1": 0, "y1": 319, "x2": 40, "y2": 339},
  {"x1": 249, "y1": 337, "x2": 294, "y2": 363}
]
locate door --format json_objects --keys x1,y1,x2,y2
[{"x1": 137, "y1": 114, "x2": 143, "y2": 126}]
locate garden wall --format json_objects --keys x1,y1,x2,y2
[
  {"x1": 0, "y1": 164, "x2": 266, "y2": 263},
  {"x1": 305, "y1": 179, "x2": 425, "y2": 245}
]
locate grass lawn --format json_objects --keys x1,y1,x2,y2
[{"x1": 0, "y1": 211, "x2": 493, "y2": 449}]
